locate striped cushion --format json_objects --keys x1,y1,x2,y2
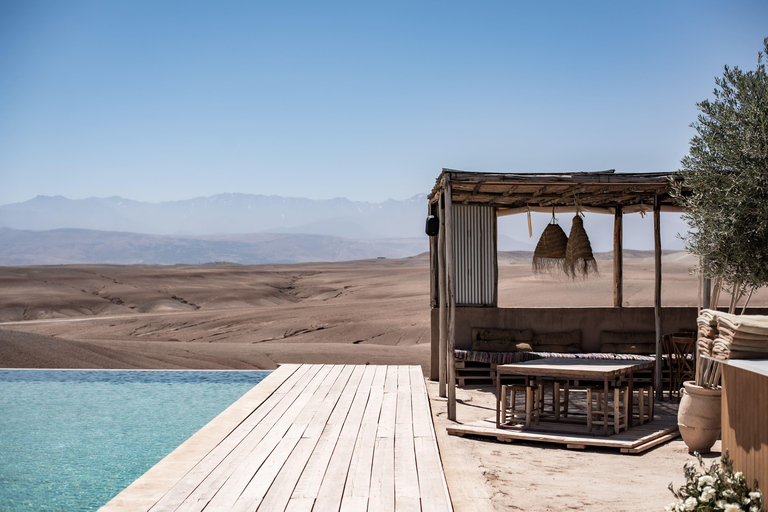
[{"x1": 454, "y1": 350, "x2": 655, "y2": 365}]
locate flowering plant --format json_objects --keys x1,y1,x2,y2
[{"x1": 666, "y1": 451, "x2": 763, "y2": 511}]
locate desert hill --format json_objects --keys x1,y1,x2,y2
[{"x1": 2, "y1": 251, "x2": 766, "y2": 370}]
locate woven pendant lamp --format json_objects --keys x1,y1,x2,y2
[
  {"x1": 564, "y1": 214, "x2": 598, "y2": 279},
  {"x1": 532, "y1": 215, "x2": 568, "y2": 274}
]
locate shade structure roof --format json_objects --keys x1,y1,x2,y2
[{"x1": 428, "y1": 169, "x2": 689, "y2": 214}]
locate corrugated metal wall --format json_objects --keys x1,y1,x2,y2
[{"x1": 453, "y1": 205, "x2": 496, "y2": 306}]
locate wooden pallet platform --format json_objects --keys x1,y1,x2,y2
[
  {"x1": 446, "y1": 392, "x2": 680, "y2": 454},
  {"x1": 100, "y1": 364, "x2": 453, "y2": 512}
]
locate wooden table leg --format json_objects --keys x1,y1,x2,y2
[
  {"x1": 628, "y1": 370, "x2": 634, "y2": 428},
  {"x1": 496, "y1": 370, "x2": 501, "y2": 429},
  {"x1": 603, "y1": 377, "x2": 609, "y2": 436},
  {"x1": 525, "y1": 375, "x2": 532, "y2": 428}
]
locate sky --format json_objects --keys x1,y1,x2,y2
[{"x1": 1, "y1": 0, "x2": 767, "y2": 206}]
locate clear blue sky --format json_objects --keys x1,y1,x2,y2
[{"x1": 1, "y1": 0, "x2": 766, "y2": 206}]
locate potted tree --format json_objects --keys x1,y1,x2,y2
[{"x1": 672, "y1": 38, "x2": 768, "y2": 453}]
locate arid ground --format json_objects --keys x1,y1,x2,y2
[{"x1": 2, "y1": 251, "x2": 765, "y2": 511}]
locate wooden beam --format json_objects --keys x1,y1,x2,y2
[
  {"x1": 438, "y1": 195, "x2": 447, "y2": 397},
  {"x1": 613, "y1": 205, "x2": 623, "y2": 307},
  {"x1": 429, "y1": 204, "x2": 438, "y2": 309},
  {"x1": 444, "y1": 179, "x2": 457, "y2": 421},
  {"x1": 654, "y1": 195, "x2": 663, "y2": 401},
  {"x1": 493, "y1": 209, "x2": 499, "y2": 307}
]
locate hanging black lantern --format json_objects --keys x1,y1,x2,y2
[{"x1": 425, "y1": 215, "x2": 439, "y2": 237}]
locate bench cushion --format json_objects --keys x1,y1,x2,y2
[
  {"x1": 471, "y1": 328, "x2": 534, "y2": 352},
  {"x1": 532, "y1": 330, "x2": 582, "y2": 353},
  {"x1": 600, "y1": 331, "x2": 656, "y2": 354}
]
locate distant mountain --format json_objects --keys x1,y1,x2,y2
[
  {"x1": 0, "y1": 228, "x2": 429, "y2": 266},
  {"x1": 0, "y1": 193, "x2": 430, "y2": 239}
]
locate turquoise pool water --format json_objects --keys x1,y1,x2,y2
[{"x1": 0, "y1": 369, "x2": 270, "y2": 512}]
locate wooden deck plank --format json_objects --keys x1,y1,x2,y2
[
  {"x1": 339, "y1": 366, "x2": 387, "y2": 512},
  {"x1": 100, "y1": 365, "x2": 452, "y2": 512},
  {"x1": 289, "y1": 365, "x2": 366, "y2": 502},
  {"x1": 313, "y1": 365, "x2": 378, "y2": 512},
  {"x1": 156, "y1": 364, "x2": 318, "y2": 512},
  {"x1": 409, "y1": 366, "x2": 434, "y2": 439},
  {"x1": 232, "y1": 365, "x2": 342, "y2": 511},
  {"x1": 394, "y1": 367, "x2": 421, "y2": 507},
  {"x1": 101, "y1": 364, "x2": 304, "y2": 512},
  {"x1": 203, "y1": 364, "x2": 331, "y2": 511}
]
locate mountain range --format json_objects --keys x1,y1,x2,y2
[{"x1": 0, "y1": 193, "x2": 686, "y2": 265}]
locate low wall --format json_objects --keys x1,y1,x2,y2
[{"x1": 428, "y1": 306, "x2": 768, "y2": 380}]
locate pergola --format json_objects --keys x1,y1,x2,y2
[{"x1": 427, "y1": 169, "x2": 691, "y2": 420}]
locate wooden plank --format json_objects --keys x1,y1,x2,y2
[
  {"x1": 339, "y1": 366, "x2": 386, "y2": 512},
  {"x1": 151, "y1": 364, "x2": 315, "y2": 512},
  {"x1": 438, "y1": 192, "x2": 447, "y2": 398},
  {"x1": 369, "y1": 436, "x2": 396, "y2": 511},
  {"x1": 203, "y1": 365, "x2": 332, "y2": 511},
  {"x1": 394, "y1": 369, "x2": 421, "y2": 509},
  {"x1": 444, "y1": 179, "x2": 457, "y2": 421},
  {"x1": 290, "y1": 366, "x2": 366, "y2": 501},
  {"x1": 613, "y1": 205, "x2": 623, "y2": 307},
  {"x1": 312, "y1": 365, "x2": 378, "y2": 512},
  {"x1": 377, "y1": 366, "x2": 398, "y2": 439},
  {"x1": 621, "y1": 431, "x2": 681, "y2": 454},
  {"x1": 103, "y1": 364, "x2": 304, "y2": 512},
  {"x1": 414, "y1": 437, "x2": 452, "y2": 512},
  {"x1": 253, "y1": 365, "x2": 348, "y2": 512},
  {"x1": 409, "y1": 366, "x2": 434, "y2": 439},
  {"x1": 654, "y1": 194, "x2": 663, "y2": 400}
]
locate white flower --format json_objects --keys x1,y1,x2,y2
[
  {"x1": 699, "y1": 475, "x2": 716, "y2": 488},
  {"x1": 750, "y1": 506, "x2": 759, "y2": 512},
  {"x1": 684, "y1": 497, "x2": 698, "y2": 511},
  {"x1": 700, "y1": 487, "x2": 716, "y2": 502},
  {"x1": 749, "y1": 491, "x2": 762, "y2": 500},
  {"x1": 724, "y1": 503, "x2": 741, "y2": 512},
  {"x1": 664, "y1": 503, "x2": 677, "y2": 511},
  {"x1": 723, "y1": 489, "x2": 736, "y2": 498},
  {"x1": 743, "y1": 496, "x2": 751, "y2": 504},
  {"x1": 716, "y1": 500, "x2": 727, "y2": 509},
  {"x1": 734, "y1": 471, "x2": 743, "y2": 479}
]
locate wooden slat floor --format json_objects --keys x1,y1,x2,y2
[
  {"x1": 446, "y1": 390, "x2": 680, "y2": 454},
  {"x1": 100, "y1": 364, "x2": 453, "y2": 512}
]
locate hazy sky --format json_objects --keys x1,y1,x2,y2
[{"x1": 1, "y1": 0, "x2": 766, "y2": 206}]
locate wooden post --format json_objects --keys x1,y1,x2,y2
[
  {"x1": 492, "y1": 208, "x2": 499, "y2": 307},
  {"x1": 445, "y1": 178, "x2": 457, "y2": 421},
  {"x1": 438, "y1": 194, "x2": 447, "y2": 398},
  {"x1": 429, "y1": 204, "x2": 438, "y2": 309},
  {"x1": 613, "y1": 205, "x2": 623, "y2": 307},
  {"x1": 654, "y1": 195, "x2": 663, "y2": 401}
]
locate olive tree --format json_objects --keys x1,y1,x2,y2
[{"x1": 673, "y1": 38, "x2": 768, "y2": 312}]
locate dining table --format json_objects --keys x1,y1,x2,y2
[{"x1": 495, "y1": 357, "x2": 656, "y2": 436}]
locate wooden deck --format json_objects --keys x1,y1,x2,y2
[
  {"x1": 100, "y1": 364, "x2": 453, "y2": 512},
  {"x1": 447, "y1": 390, "x2": 680, "y2": 454}
]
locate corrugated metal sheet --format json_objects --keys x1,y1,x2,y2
[{"x1": 453, "y1": 205, "x2": 496, "y2": 306}]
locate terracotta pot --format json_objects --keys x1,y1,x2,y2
[{"x1": 677, "y1": 381, "x2": 721, "y2": 453}]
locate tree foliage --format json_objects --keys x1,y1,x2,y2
[{"x1": 674, "y1": 37, "x2": 768, "y2": 295}]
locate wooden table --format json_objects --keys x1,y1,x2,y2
[{"x1": 495, "y1": 358, "x2": 656, "y2": 436}]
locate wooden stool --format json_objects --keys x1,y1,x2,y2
[
  {"x1": 533, "y1": 379, "x2": 570, "y2": 421},
  {"x1": 500, "y1": 384, "x2": 528, "y2": 423},
  {"x1": 587, "y1": 386, "x2": 629, "y2": 434},
  {"x1": 633, "y1": 386, "x2": 654, "y2": 425}
]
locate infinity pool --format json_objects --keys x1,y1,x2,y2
[{"x1": 0, "y1": 369, "x2": 270, "y2": 512}]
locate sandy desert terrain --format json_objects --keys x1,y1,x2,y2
[
  {"x1": 4, "y1": 250, "x2": 765, "y2": 371},
  {"x1": 2, "y1": 251, "x2": 765, "y2": 511}
]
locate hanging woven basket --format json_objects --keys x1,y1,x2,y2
[
  {"x1": 532, "y1": 219, "x2": 568, "y2": 274},
  {"x1": 564, "y1": 214, "x2": 598, "y2": 279}
]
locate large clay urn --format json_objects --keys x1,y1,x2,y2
[{"x1": 677, "y1": 381, "x2": 721, "y2": 453}]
